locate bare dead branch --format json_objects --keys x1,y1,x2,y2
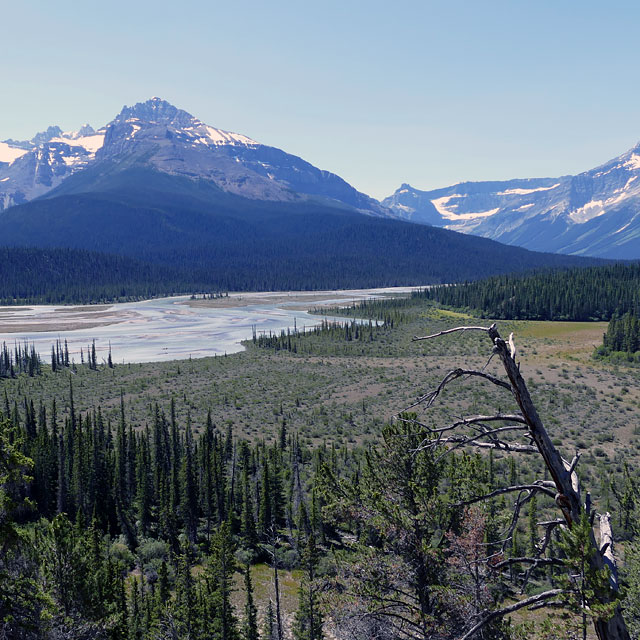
[
  {"x1": 491, "y1": 556, "x2": 565, "y2": 571},
  {"x1": 455, "y1": 483, "x2": 556, "y2": 507},
  {"x1": 406, "y1": 367, "x2": 512, "y2": 411},
  {"x1": 501, "y1": 489, "x2": 538, "y2": 554},
  {"x1": 397, "y1": 413, "x2": 526, "y2": 439},
  {"x1": 527, "y1": 599, "x2": 567, "y2": 611},
  {"x1": 412, "y1": 325, "x2": 491, "y2": 341},
  {"x1": 471, "y1": 441, "x2": 536, "y2": 452},
  {"x1": 410, "y1": 322, "x2": 630, "y2": 638},
  {"x1": 508, "y1": 332, "x2": 516, "y2": 360},
  {"x1": 566, "y1": 452, "x2": 580, "y2": 475},
  {"x1": 432, "y1": 427, "x2": 537, "y2": 460},
  {"x1": 537, "y1": 518, "x2": 564, "y2": 558},
  {"x1": 457, "y1": 589, "x2": 567, "y2": 640}
]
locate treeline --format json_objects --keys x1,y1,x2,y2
[
  {"x1": 313, "y1": 296, "x2": 412, "y2": 323},
  {"x1": 423, "y1": 263, "x2": 640, "y2": 321},
  {"x1": 0, "y1": 247, "x2": 209, "y2": 305},
  {"x1": 50, "y1": 338, "x2": 112, "y2": 371},
  {"x1": 0, "y1": 338, "x2": 113, "y2": 378},
  {"x1": 0, "y1": 188, "x2": 605, "y2": 304},
  {"x1": 0, "y1": 340, "x2": 41, "y2": 378},
  {"x1": 252, "y1": 318, "x2": 389, "y2": 353},
  {"x1": 596, "y1": 311, "x2": 640, "y2": 358}
]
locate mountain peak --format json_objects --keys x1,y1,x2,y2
[
  {"x1": 114, "y1": 98, "x2": 195, "y2": 127},
  {"x1": 31, "y1": 126, "x2": 63, "y2": 146},
  {"x1": 75, "y1": 123, "x2": 96, "y2": 137}
]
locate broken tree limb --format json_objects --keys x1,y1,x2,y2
[
  {"x1": 599, "y1": 512, "x2": 619, "y2": 591},
  {"x1": 454, "y1": 483, "x2": 556, "y2": 507},
  {"x1": 412, "y1": 326, "x2": 491, "y2": 341},
  {"x1": 487, "y1": 324, "x2": 629, "y2": 640},
  {"x1": 414, "y1": 323, "x2": 630, "y2": 640},
  {"x1": 457, "y1": 589, "x2": 567, "y2": 640},
  {"x1": 406, "y1": 367, "x2": 512, "y2": 411}
]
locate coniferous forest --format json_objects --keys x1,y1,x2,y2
[
  {"x1": 3, "y1": 294, "x2": 640, "y2": 640},
  {"x1": 423, "y1": 263, "x2": 640, "y2": 321}
]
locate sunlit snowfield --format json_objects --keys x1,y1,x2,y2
[{"x1": 0, "y1": 287, "x2": 417, "y2": 363}]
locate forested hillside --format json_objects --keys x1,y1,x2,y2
[
  {"x1": 0, "y1": 247, "x2": 210, "y2": 304},
  {"x1": 0, "y1": 165, "x2": 606, "y2": 303},
  {"x1": 424, "y1": 263, "x2": 640, "y2": 321}
]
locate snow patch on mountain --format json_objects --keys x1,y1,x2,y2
[
  {"x1": 432, "y1": 194, "x2": 500, "y2": 221},
  {"x1": 569, "y1": 200, "x2": 607, "y2": 224},
  {"x1": 383, "y1": 142, "x2": 640, "y2": 257},
  {"x1": 496, "y1": 183, "x2": 560, "y2": 196},
  {"x1": 204, "y1": 125, "x2": 257, "y2": 146},
  {"x1": 0, "y1": 143, "x2": 29, "y2": 164},
  {"x1": 625, "y1": 154, "x2": 640, "y2": 170},
  {"x1": 49, "y1": 133, "x2": 105, "y2": 154},
  {"x1": 0, "y1": 97, "x2": 387, "y2": 216}
]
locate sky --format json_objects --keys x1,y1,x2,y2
[{"x1": 2, "y1": 1, "x2": 640, "y2": 200}]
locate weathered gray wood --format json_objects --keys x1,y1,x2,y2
[
  {"x1": 487, "y1": 324, "x2": 629, "y2": 640},
  {"x1": 458, "y1": 589, "x2": 567, "y2": 640},
  {"x1": 599, "y1": 512, "x2": 619, "y2": 591}
]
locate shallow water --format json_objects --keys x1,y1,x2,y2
[{"x1": 0, "y1": 287, "x2": 416, "y2": 364}]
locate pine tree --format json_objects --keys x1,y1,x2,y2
[
  {"x1": 243, "y1": 564, "x2": 259, "y2": 640},
  {"x1": 263, "y1": 600, "x2": 277, "y2": 640},
  {"x1": 293, "y1": 532, "x2": 324, "y2": 640},
  {"x1": 202, "y1": 521, "x2": 239, "y2": 640},
  {"x1": 181, "y1": 415, "x2": 198, "y2": 542}
]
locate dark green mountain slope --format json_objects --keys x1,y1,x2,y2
[
  {"x1": 0, "y1": 247, "x2": 204, "y2": 304},
  {"x1": 0, "y1": 167, "x2": 606, "y2": 296}
]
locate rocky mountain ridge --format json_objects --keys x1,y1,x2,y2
[
  {"x1": 0, "y1": 98, "x2": 386, "y2": 215},
  {"x1": 383, "y1": 143, "x2": 640, "y2": 258}
]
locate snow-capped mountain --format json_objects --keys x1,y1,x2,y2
[
  {"x1": 0, "y1": 125, "x2": 105, "y2": 209},
  {"x1": 383, "y1": 144, "x2": 640, "y2": 259},
  {"x1": 0, "y1": 98, "x2": 386, "y2": 215}
]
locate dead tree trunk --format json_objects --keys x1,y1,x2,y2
[
  {"x1": 413, "y1": 323, "x2": 630, "y2": 640},
  {"x1": 489, "y1": 325, "x2": 629, "y2": 640}
]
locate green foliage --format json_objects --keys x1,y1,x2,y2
[
  {"x1": 2, "y1": 305, "x2": 639, "y2": 639},
  {"x1": 0, "y1": 418, "x2": 50, "y2": 635},
  {"x1": 0, "y1": 247, "x2": 202, "y2": 305},
  {"x1": 293, "y1": 532, "x2": 324, "y2": 640},
  {"x1": 0, "y1": 177, "x2": 599, "y2": 303},
  {"x1": 554, "y1": 513, "x2": 619, "y2": 638},
  {"x1": 252, "y1": 318, "x2": 392, "y2": 355},
  {"x1": 424, "y1": 263, "x2": 640, "y2": 321},
  {"x1": 242, "y1": 564, "x2": 259, "y2": 640},
  {"x1": 320, "y1": 415, "x2": 456, "y2": 638},
  {"x1": 597, "y1": 311, "x2": 640, "y2": 357},
  {"x1": 198, "y1": 521, "x2": 239, "y2": 640},
  {"x1": 622, "y1": 541, "x2": 640, "y2": 639},
  {"x1": 0, "y1": 341, "x2": 42, "y2": 378}
]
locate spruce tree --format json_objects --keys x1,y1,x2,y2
[
  {"x1": 293, "y1": 532, "x2": 323, "y2": 640},
  {"x1": 202, "y1": 521, "x2": 239, "y2": 640},
  {"x1": 243, "y1": 564, "x2": 259, "y2": 640}
]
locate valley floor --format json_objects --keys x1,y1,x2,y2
[{"x1": 3, "y1": 297, "x2": 638, "y2": 638}]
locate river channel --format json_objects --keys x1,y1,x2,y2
[{"x1": 0, "y1": 287, "x2": 417, "y2": 364}]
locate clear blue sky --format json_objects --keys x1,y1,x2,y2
[{"x1": 2, "y1": 1, "x2": 639, "y2": 199}]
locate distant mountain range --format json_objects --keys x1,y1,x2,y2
[
  {"x1": 0, "y1": 97, "x2": 385, "y2": 216},
  {"x1": 0, "y1": 99, "x2": 606, "y2": 296},
  {"x1": 383, "y1": 144, "x2": 640, "y2": 259}
]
